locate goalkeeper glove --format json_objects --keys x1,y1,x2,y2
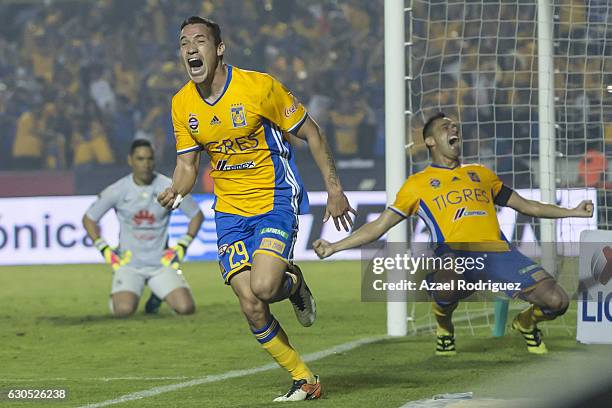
[
  {"x1": 94, "y1": 238, "x2": 131, "y2": 271},
  {"x1": 161, "y1": 234, "x2": 194, "y2": 269}
]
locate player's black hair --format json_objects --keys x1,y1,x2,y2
[
  {"x1": 130, "y1": 139, "x2": 153, "y2": 155},
  {"x1": 180, "y1": 16, "x2": 222, "y2": 46},
  {"x1": 423, "y1": 112, "x2": 447, "y2": 151},
  {"x1": 423, "y1": 112, "x2": 447, "y2": 140}
]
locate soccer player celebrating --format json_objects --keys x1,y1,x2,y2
[
  {"x1": 83, "y1": 139, "x2": 204, "y2": 317},
  {"x1": 313, "y1": 112, "x2": 594, "y2": 355},
  {"x1": 158, "y1": 16, "x2": 354, "y2": 401}
]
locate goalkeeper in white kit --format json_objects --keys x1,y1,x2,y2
[{"x1": 83, "y1": 139, "x2": 204, "y2": 317}]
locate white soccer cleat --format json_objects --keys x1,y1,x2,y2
[
  {"x1": 288, "y1": 264, "x2": 316, "y2": 327},
  {"x1": 273, "y1": 376, "x2": 321, "y2": 402}
]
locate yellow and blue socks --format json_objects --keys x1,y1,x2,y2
[
  {"x1": 252, "y1": 315, "x2": 314, "y2": 382},
  {"x1": 432, "y1": 301, "x2": 458, "y2": 336},
  {"x1": 516, "y1": 304, "x2": 561, "y2": 329}
]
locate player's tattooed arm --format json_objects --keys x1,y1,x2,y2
[
  {"x1": 294, "y1": 116, "x2": 356, "y2": 231},
  {"x1": 320, "y1": 137, "x2": 341, "y2": 190}
]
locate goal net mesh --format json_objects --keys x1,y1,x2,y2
[{"x1": 407, "y1": 0, "x2": 611, "y2": 335}]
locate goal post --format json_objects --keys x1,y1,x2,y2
[
  {"x1": 537, "y1": 0, "x2": 557, "y2": 275},
  {"x1": 384, "y1": 0, "x2": 408, "y2": 337}
]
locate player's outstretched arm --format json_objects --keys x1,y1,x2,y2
[
  {"x1": 506, "y1": 191, "x2": 594, "y2": 219},
  {"x1": 313, "y1": 209, "x2": 404, "y2": 259},
  {"x1": 158, "y1": 150, "x2": 201, "y2": 210},
  {"x1": 293, "y1": 116, "x2": 356, "y2": 231}
]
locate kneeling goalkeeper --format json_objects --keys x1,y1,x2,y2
[{"x1": 83, "y1": 139, "x2": 204, "y2": 317}]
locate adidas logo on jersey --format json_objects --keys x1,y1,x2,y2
[
  {"x1": 452, "y1": 176, "x2": 461, "y2": 182},
  {"x1": 210, "y1": 115, "x2": 221, "y2": 126}
]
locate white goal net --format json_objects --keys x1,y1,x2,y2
[{"x1": 406, "y1": 0, "x2": 611, "y2": 335}]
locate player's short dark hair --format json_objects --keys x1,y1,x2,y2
[
  {"x1": 180, "y1": 16, "x2": 222, "y2": 46},
  {"x1": 130, "y1": 139, "x2": 153, "y2": 155},
  {"x1": 423, "y1": 112, "x2": 447, "y2": 152},
  {"x1": 423, "y1": 112, "x2": 447, "y2": 140}
]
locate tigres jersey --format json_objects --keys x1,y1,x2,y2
[
  {"x1": 172, "y1": 65, "x2": 309, "y2": 217},
  {"x1": 390, "y1": 163, "x2": 510, "y2": 251}
]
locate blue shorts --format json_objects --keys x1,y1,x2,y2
[
  {"x1": 458, "y1": 245, "x2": 551, "y2": 297},
  {"x1": 215, "y1": 209, "x2": 298, "y2": 284}
]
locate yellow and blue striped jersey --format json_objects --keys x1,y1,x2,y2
[
  {"x1": 390, "y1": 163, "x2": 509, "y2": 250},
  {"x1": 172, "y1": 65, "x2": 308, "y2": 217}
]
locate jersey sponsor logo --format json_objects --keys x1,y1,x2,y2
[
  {"x1": 453, "y1": 207, "x2": 487, "y2": 221},
  {"x1": 260, "y1": 227, "x2": 289, "y2": 239},
  {"x1": 517, "y1": 264, "x2": 542, "y2": 276},
  {"x1": 432, "y1": 188, "x2": 491, "y2": 210},
  {"x1": 210, "y1": 115, "x2": 221, "y2": 126},
  {"x1": 429, "y1": 178, "x2": 441, "y2": 189},
  {"x1": 205, "y1": 134, "x2": 259, "y2": 154},
  {"x1": 215, "y1": 160, "x2": 255, "y2": 171},
  {"x1": 133, "y1": 209, "x2": 155, "y2": 225},
  {"x1": 284, "y1": 95, "x2": 299, "y2": 118},
  {"x1": 260, "y1": 237, "x2": 286, "y2": 255},
  {"x1": 230, "y1": 104, "x2": 247, "y2": 128},
  {"x1": 188, "y1": 113, "x2": 200, "y2": 134},
  {"x1": 468, "y1": 172, "x2": 480, "y2": 182}
]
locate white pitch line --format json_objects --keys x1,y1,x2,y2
[
  {"x1": 77, "y1": 336, "x2": 384, "y2": 408},
  {"x1": 77, "y1": 310, "x2": 495, "y2": 407}
]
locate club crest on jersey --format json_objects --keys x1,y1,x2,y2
[
  {"x1": 230, "y1": 104, "x2": 247, "y2": 128},
  {"x1": 188, "y1": 113, "x2": 200, "y2": 134},
  {"x1": 430, "y1": 178, "x2": 441, "y2": 189},
  {"x1": 468, "y1": 172, "x2": 481, "y2": 182}
]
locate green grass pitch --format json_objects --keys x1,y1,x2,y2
[{"x1": 0, "y1": 261, "x2": 609, "y2": 407}]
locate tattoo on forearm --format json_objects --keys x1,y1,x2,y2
[{"x1": 323, "y1": 140, "x2": 340, "y2": 187}]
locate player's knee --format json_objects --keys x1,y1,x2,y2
[
  {"x1": 250, "y1": 280, "x2": 276, "y2": 303},
  {"x1": 112, "y1": 302, "x2": 137, "y2": 317},
  {"x1": 173, "y1": 300, "x2": 196, "y2": 315},
  {"x1": 543, "y1": 288, "x2": 569, "y2": 317}
]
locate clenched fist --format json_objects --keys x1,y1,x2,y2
[
  {"x1": 573, "y1": 200, "x2": 594, "y2": 218},
  {"x1": 313, "y1": 239, "x2": 335, "y2": 259}
]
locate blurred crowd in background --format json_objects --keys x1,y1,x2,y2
[
  {"x1": 412, "y1": 0, "x2": 612, "y2": 189},
  {"x1": 0, "y1": 0, "x2": 384, "y2": 178},
  {"x1": 0, "y1": 0, "x2": 610, "y2": 193}
]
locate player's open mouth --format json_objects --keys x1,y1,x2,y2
[
  {"x1": 187, "y1": 57, "x2": 204, "y2": 75},
  {"x1": 449, "y1": 135, "x2": 459, "y2": 146}
]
